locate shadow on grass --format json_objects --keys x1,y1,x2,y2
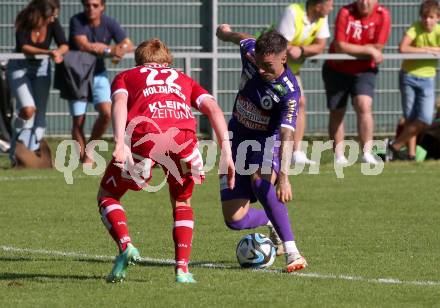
[
  {"x1": 1, "y1": 255, "x2": 239, "y2": 271},
  {"x1": 69, "y1": 253, "x2": 237, "y2": 267},
  {"x1": 74, "y1": 258, "x2": 110, "y2": 264},
  {"x1": 73, "y1": 257, "x2": 175, "y2": 268},
  {"x1": 0, "y1": 256, "x2": 38, "y2": 262},
  {"x1": 0, "y1": 272, "x2": 103, "y2": 282},
  {"x1": 75, "y1": 257, "x2": 239, "y2": 270},
  {"x1": 0, "y1": 256, "x2": 72, "y2": 263},
  {"x1": 136, "y1": 259, "x2": 238, "y2": 269},
  {"x1": 0, "y1": 272, "x2": 151, "y2": 283}
]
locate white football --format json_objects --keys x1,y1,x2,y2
[{"x1": 236, "y1": 233, "x2": 276, "y2": 269}]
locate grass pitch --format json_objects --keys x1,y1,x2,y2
[{"x1": 0, "y1": 144, "x2": 439, "y2": 307}]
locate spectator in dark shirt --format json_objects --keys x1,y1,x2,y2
[
  {"x1": 7, "y1": 0, "x2": 68, "y2": 166},
  {"x1": 68, "y1": 0, "x2": 134, "y2": 164}
]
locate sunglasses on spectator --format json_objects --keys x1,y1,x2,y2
[{"x1": 84, "y1": 3, "x2": 100, "y2": 9}]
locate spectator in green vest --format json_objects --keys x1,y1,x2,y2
[{"x1": 277, "y1": 0, "x2": 334, "y2": 165}]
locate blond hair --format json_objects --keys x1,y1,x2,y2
[{"x1": 135, "y1": 38, "x2": 173, "y2": 66}]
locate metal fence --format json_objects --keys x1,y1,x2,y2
[{"x1": 0, "y1": 0, "x2": 437, "y2": 137}]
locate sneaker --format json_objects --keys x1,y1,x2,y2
[
  {"x1": 334, "y1": 155, "x2": 348, "y2": 165},
  {"x1": 0, "y1": 139, "x2": 10, "y2": 153},
  {"x1": 292, "y1": 151, "x2": 316, "y2": 165},
  {"x1": 285, "y1": 254, "x2": 308, "y2": 273},
  {"x1": 175, "y1": 268, "x2": 196, "y2": 283},
  {"x1": 268, "y1": 225, "x2": 285, "y2": 256},
  {"x1": 361, "y1": 152, "x2": 378, "y2": 165},
  {"x1": 107, "y1": 243, "x2": 141, "y2": 283},
  {"x1": 406, "y1": 155, "x2": 416, "y2": 161},
  {"x1": 385, "y1": 139, "x2": 406, "y2": 162}
]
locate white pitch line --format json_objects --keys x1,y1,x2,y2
[{"x1": 1, "y1": 245, "x2": 439, "y2": 287}]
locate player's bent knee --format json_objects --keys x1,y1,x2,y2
[
  {"x1": 225, "y1": 220, "x2": 240, "y2": 230},
  {"x1": 222, "y1": 207, "x2": 247, "y2": 230},
  {"x1": 221, "y1": 199, "x2": 250, "y2": 223},
  {"x1": 225, "y1": 218, "x2": 247, "y2": 230},
  {"x1": 19, "y1": 107, "x2": 36, "y2": 120}
]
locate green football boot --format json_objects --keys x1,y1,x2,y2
[
  {"x1": 175, "y1": 268, "x2": 196, "y2": 283},
  {"x1": 107, "y1": 243, "x2": 141, "y2": 283}
]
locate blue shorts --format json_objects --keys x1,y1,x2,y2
[
  {"x1": 220, "y1": 135, "x2": 280, "y2": 203},
  {"x1": 399, "y1": 71, "x2": 435, "y2": 125},
  {"x1": 69, "y1": 70, "x2": 111, "y2": 116}
]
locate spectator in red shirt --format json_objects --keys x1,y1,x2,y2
[{"x1": 322, "y1": 0, "x2": 391, "y2": 165}]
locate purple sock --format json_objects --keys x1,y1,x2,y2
[
  {"x1": 225, "y1": 208, "x2": 269, "y2": 230},
  {"x1": 252, "y1": 178, "x2": 295, "y2": 242}
]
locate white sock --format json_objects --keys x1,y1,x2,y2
[
  {"x1": 335, "y1": 153, "x2": 345, "y2": 159},
  {"x1": 283, "y1": 241, "x2": 300, "y2": 256}
]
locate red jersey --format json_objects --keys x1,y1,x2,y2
[
  {"x1": 326, "y1": 3, "x2": 391, "y2": 75},
  {"x1": 111, "y1": 64, "x2": 211, "y2": 139}
]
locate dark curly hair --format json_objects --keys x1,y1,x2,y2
[{"x1": 255, "y1": 29, "x2": 287, "y2": 56}]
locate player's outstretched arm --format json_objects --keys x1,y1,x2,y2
[
  {"x1": 277, "y1": 126, "x2": 294, "y2": 203},
  {"x1": 111, "y1": 92, "x2": 134, "y2": 168},
  {"x1": 216, "y1": 24, "x2": 253, "y2": 45},
  {"x1": 199, "y1": 97, "x2": 235, "y2": 189}
]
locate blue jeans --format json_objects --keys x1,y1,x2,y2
[
  {"x1": 7, "y1": 58, "x2": 51, "y2": 162},
  {"x1": 399, "y1": 71, "x2": 435, "y2": 125}
]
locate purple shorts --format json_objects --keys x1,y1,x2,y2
[{"x1": 220, "y1": 135, "x2": 280, "y2": 203}]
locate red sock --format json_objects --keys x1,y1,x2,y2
[
  {"x1": 98, "y1": 197, "x2": 131, "y2": 252},
  {"x1": 173, "y1": 206, "x2": 194, "y2": 273}
]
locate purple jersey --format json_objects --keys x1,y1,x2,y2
[{"x1": 228, "y1": 38, "x2": 300, "y2": 138}]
